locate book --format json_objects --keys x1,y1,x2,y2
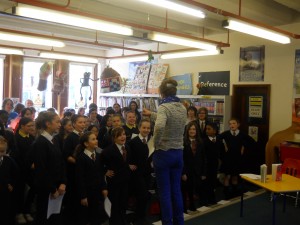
[{"x1": 272, "y1": 164, "x2": 282, "y2": 181}]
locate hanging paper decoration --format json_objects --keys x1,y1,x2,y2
[
  {"x1": 37, "y1": 62, "x2": 52, "y2": 91},
  {"x1": 100, "y1": 66, "x2": 122, "y2": 93}
]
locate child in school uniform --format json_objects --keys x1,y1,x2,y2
[
  {"x1": 123, "y1": 111, "x2": 139, "y2": 143},
  {"x1": 127, "y1": 118, "x2": 152, "y2": 224},
  {"x1": 75, "y1": 131, "x2": 108, "y2": 225},
  {"x1": 0, "y1": 136, "x2": 18, "y2": 225},
  {"x1": 219, "y1": 118, "x2": 256, "y2": 199},
  {"x1": 100, "y1": 114, "x2": 122, "y2": 149},
  {"x1": 203, "y1": 122, "x2": 224, "y2": 205},
  {"x1": 31, "y1": 111, "x2": 66, "y2": 225},
  {"x1": 14, "y1": 117, "x2": 35, "y2": 223},
  {"x1": 181, "y1": 121, "x2": 207, "y2": 211},
  {"x1": 101, "y1": 127, "x2": 132, "y2": 225},
  {"x1": 62, "y1": 114, "x2": 86, "y2": 224}
]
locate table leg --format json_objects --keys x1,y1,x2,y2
[
  {"x1": 240, "y1": 192, "x2": 244, "y2": 217},
  {"x1": 272, "y1": 193, "x2": 277, "y2": 225},
  {"x1": 283, "y1": 193, "x2": 286, "y2": 212}
]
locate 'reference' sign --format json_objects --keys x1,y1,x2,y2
[{"x1": 198, "y1": 71, "x2": 230, "y2": 95}]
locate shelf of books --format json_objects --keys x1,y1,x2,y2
[{"x1": 98, "y1": 93, "x2": 231, "y2": 133}]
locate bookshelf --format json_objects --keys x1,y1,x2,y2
[{"x1": 98, "y1": 93, "x2": 231, "y2": 133}]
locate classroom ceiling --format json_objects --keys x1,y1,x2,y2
[{"x1": 0, "y1": 0, "x2": 300, "y2": 59}]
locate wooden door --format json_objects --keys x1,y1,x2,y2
[{"x1": 232, "y1": 85, "x2": 270, "y2": 174}]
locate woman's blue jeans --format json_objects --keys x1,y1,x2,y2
[{"x1": 153, "y1": 149, "x2": 184, "y2": 225}]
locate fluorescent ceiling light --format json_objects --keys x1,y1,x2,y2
[
  {"x1": 160, "y1": 50, "x2": 220, "y2": 59},
  {"x1": 0, "y1": 47, "x2": 24, "y2": 55},
  {"x1": 0, "y1": 31, "x2": 65, "y2": 47},
  {"x1": 223, "y1": 19, "x2": 291, "y2": 44},
  {"x1": 139, "y1": 0, "x2": 205, "y2": 18},
  {"x1": 110, "y1": 56, "x2": 148, "y2": 63},
  {"x1": 16, "y1": 3, "x2": 133, "y2": 36},
  {"x1": 150, "y1": 32, "x2": 217, "y2": 51},
  {"x1": 40, "y1": 52, "x2": 98, "y2": 64}
]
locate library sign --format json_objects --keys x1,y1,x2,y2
[
  {"x1": 198, "y1": 71, "x2": 230, "y2": 95},
  {"x1": 172, "y1": 73, "x2": 192, "y2": 95}
]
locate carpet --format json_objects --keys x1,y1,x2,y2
[{"x1": 184, "y1": 190, "x2": 300, "y2": 225}]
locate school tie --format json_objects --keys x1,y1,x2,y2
[
  {"x1": 79, "y1": 132, "x2": 83, "y2": 137},
  {"x1": 212, "y1": 138, "x2": 216, "y2": 143},
  {"x1": 232, "y1": 131, "x2": 236, "y2": 136},
  {"x1": 121, "y1": 146, "x2": 127, "y2": 161},
  {"x1": 201, "y1": 121, "x2": 204, "y2": 131},
  {"x1": 191, "y1": 140, "x2": 197, "y2": 155},
  {"x1": 142, "y1": 138, "x2": 147, "y2": 144},
  {"x1": 91, "y1": 153, "x2": 95, "y2": 161}
]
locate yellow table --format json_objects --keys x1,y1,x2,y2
[{"x1": 240, "y1": 174, "x2": 300, "y2": 225}]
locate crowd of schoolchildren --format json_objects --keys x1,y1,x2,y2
[{"x1": 0, "y1": 97, "x2": 256, "y2": 225}]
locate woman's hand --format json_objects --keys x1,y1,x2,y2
[
  {"x1": 142, "y1": 108, "x2": 152, "y2": 117},
  {"x1": 7, "y1": 184, "x2": 13, "y2": 192},
  {"x1": 102, "y1": 189, "x2": 108, "y2": 198},
  {"x1": 51, "y1": 190, "x2": 59, "y2": 199},
  {"x1": 129, "y1": 164, "x2": 137, "y2": 171},
  {"x1": 58, "y1": 184, "x2": 66, "y2": 195},
  {"x1": 106, "y1": 170, "x2": 114, "y2": 178},
  {"x1": 81, "y1": 198, "x2": 88, "y2": 207},
  {"x1": 181, "y1": 174, "x2": 187, "y2": 181}
]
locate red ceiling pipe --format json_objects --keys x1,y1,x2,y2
[
  {"x1": 180, "y1": 0, "x2": 300, "y2": 39},
  {"x1": 12, "y1": 0, "x2": 230, "y2": 47}
]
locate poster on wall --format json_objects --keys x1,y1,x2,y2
[
  {"x1": 171, "y1": 73, "x2": 192, "y2": 95},
  {"x1": 248, "y1": 126, "x2": 258, "y2": 142},
  {"x1": 198, "y1": 71, "x2": 230, "y2": 95},
  {"x1": 147, "y1": 64, "x2": 169, "y2": 94},
  {"x1": 248, "y1": 96, "x2": 263, "y2": 118},
  {"x1": 128, "y1": 64, "x2": 151, "y2": 94},
  {"x1": 239, "y1": 46, "x2": 265, "y2": 82},
  {"x1": 128, "y1": 60, "x2": 158, "y2": 80},
  {"x1": 292, "y1": 49, "x2": 300, "y2": 122}
]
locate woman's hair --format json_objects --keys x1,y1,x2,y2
[
  {"x1": 100, "y1": 114, "x2": 111, "y2": 127},
  {"x1": 29, "y1": 106, "x2": 36, "y2": 113},
  {"x1": 111, "y1": 127, "x2": 125, "y2": 141},
  {"x1": 129, "y1": 100, "x2": 139, "y2": 110},
  {"x1": 197, "y1": 107, "x2": 208, "y2": 118},
  {"x1": 89, "y1": 107, "x2": 97, "y2": 115},
  {"x1": 2, "y1": 98, "x2": 13, "y2": 110},
  {"x1": 35, "y1": 111, "x2": 58, "y2": 130},
  {"x1": 159, "y1": 78, "x2": 177, "y2": 97},
  {"x1": 77, "y1": 107, "x2": 85, "y2": 115},
  {"x1": 138, "y1": 118, "x2": 151, "y2": 128},
  {"x1": 87, "y1": 124, "x2": 98, "y2": 132},
  {"x1": 106, "y1": 107, "x2": 115, "y2": 115},
  {"x1": 19, "y1": 117, "x2": 33, "y2": 127},
  {"x1": 74, "y1": 131, "x2": 93, "y2": 158},
  {"x1": 63, "y1": 111, "x2": 73, "y2": 118},
  {"x1": 71, "y1": 114, "x2": 85, "y2": 126},
  {"x1": 13, "y1": 103, "x2": 25, "y2": 114},
  {"x1": 20, "y1": 107, "x2": 33, "y2": 117},
  {"x1": 0, "y1": 118, "x2": 6, "y2": 137},
  {"x1": 58, "y1": 117, "x2": 71, "y2": 137},
  {"x1": 183, "y1": 121, "x2": 202, "y2": 145},
  {"x1": 113, "y1": 103, "x2": 121, "y2": 111},
  {"x1": 187, "y1": 106, "x2": 197, "y2": 117}
]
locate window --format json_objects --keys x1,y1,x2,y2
[
  {"x1": 0, "y1": 55, "x2": 4, "y2": 102},
  {"x1": 22, "y1": 58, "x2": 53, "y2": 111},
  {"x1": 68, "y1": 63, "x2": 98, "y2": 109}
]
